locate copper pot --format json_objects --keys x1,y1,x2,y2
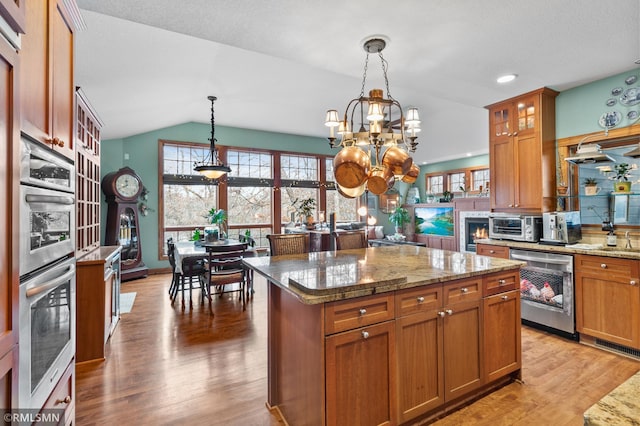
[
  {"x1": 336, "y1": 182, "x2": 366, "y2": 198},
  {"x1": 367, "y1": 166, "x2": 394, "y2": 195},
  {"x1": 381, "y1": 146, "x2": 412, "y2": 176},
  {"x1": 333, "y1": 146, "x2": 370, "y2": 189},
  {"x1": 401, "y1": 163, "x2": 420, "y2": 184}
]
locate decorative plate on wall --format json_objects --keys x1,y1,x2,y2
[
  {"x1": 627, "y1": 110, "x2": 638, "y2": 120},
  {"x1": 620, "y1": 87, "x2": 640, "y2": 106},
  {"x1": 598, "y1": 111, "x2": 622, "y2": 128},
  {"x1": 625, "y1": 75, "x2": 638, "y2": 85},
  {"x1": 612, "y1": 87, "x2": 623, "y2": 96},
  {"x1": 606, "y1": 98, "x2": 617, "y2": 107}
]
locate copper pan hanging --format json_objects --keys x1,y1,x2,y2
[
  {"x1": 333, "y1": 146, "x2": 371, "y2": 189},
  {"x1": 336, "y1": 182, "x2": 366, "y2": 198},
  {"x1": 367, "y1": 166, "x2": 395, "y2": 195},
  {"x1": 401, "y1": 163, "x2": 420, "y2": 184},
  {"x1": 381, "y1": 146, "x2": 412, "y2": 176}
]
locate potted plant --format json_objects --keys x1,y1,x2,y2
[
  {"x1": 293, "y1": 197, "x2": 316, "y2": 227},
  {"x1": 207, "y1": 208, "x2": 227, "y2": 240},
  {"x1": 583, "y1": 177, "x2": 600, "y2": 196},
  {"x1": 389, "y1": 206, "x2": 411, "y2": 234},
  {"x1": 612, "y1": 163, "x2": 632, "y2": 193}
]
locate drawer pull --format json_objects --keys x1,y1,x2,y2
[
  {"x1": 55, "y1": 396, "x2": 71, "y2": 405},
  {"x1": 460, "y1": 287, "x2": 468, "y2": 293},
  {"x1": 417, "y1": 296, "x2": 425, "y2": 303},
  {"x1": 437, "y1": 311, "x2": 445, "y2": 317},
  {"x1": 631, "y1": 280, "x2": 637, "y2": 286},
  {"x1": 601, "y1": 263, "x2": 607, "y2": 269},
  {"x1": 359, "y1": 308, "x2": 367, "y2": 316},
  {"x1": 498, "y1": 279, "x2": 506, "y2": 285},
  {"x1": 501, "y1": 295, "x2": 509, "y2": 300},
  {"x1": 362, "y1": 331, "x2": 369, "y2": 339},
  {"x1": 489, "y1": 250, "x2": 495, "y2": 254},
  {"x1": 445, "y1": 309, "x2": 453, "y2": 315}
]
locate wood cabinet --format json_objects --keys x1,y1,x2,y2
[
  {"x1": 575, "y1": 254, "x2": 640, "y2": 349},
  {"x1": 486, "y1": 88, "x2": 558, "y2": 213},
  {"x1": 476, "y1": 243, "x2": 510, "y2": 259},
  {"x1": 40, "y1": 361, "x2": 74, "y2": 425},
  {"x1": 483, "y1": 289, "x2": 521, "y2": 383},
  {"x1": 76, "y1": 246, "x2": 122, "y2": 363},
  {"x1": 75, "y1": 88, "x2": 103, "y2": 256},
  {"x1": 20, "y1": 0, "x2": 80, "y2": 161},
  {"x1": 0, "y1": 0, "x2": 25, "y2": 34},
  {"x1": 0, "y1": 15, "x2": 19, "y2": 414}
]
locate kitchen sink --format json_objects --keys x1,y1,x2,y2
[{"x1": 598, "y1": 247, "x2": 640, "y2": 253}]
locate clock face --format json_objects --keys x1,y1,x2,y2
[{"x1": 115, "y1": 174, "x2": 141, "y2": 198}]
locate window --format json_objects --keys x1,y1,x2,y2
[
  {"x1": 448, "y1": 172, "x2": 465, "y2": 193},
  {"x1": 472, "y1": 169, "x2": 490, "y2": 192},
  {"x1": 427, "y1": 175, "x2": 443, "y2": 195}
]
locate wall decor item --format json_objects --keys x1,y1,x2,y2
[
  {"x1": 627, "y1": 110, "x2": 639, "y2": 120},
  {"x1": 625, "y1": 75, "x2": 637, "y2": 85},
  {"x1": 611, "y1": 87, "x2": 623, "y2": 96},
  {"x1": 598, "y1": 111, "x2": 622, "y2": 128},
  {"x1": 619, "y1": 87, "x2": 640, "y2": 106},
  {"x1": 606, "y1": 98, "x2": 617, "y2": 107},
  {"x1": 414, "y1": 206, "x2": 454, "y2": 236}
]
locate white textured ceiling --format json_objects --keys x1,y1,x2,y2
[{"x1": 75, "y1": 0, "x2": 640, "y2": 164}]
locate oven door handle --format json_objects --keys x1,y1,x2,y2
[
  {"x1": 510, "y1": 252, "x2": 572, "y2": 265},
  {"x1": 25, "y1": 194, "x2": 75, "y2": 205},
  {"x1": 26, "y1": 264, "x2": 75, "y2": 299}
]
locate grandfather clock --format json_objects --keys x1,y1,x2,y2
[{"x1": 102, "y1": 167, "x2": 149, "y2": 281}]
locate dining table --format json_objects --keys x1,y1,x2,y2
[{"x1": 174, "y1": 239, "x2": 247, "y2": 274}]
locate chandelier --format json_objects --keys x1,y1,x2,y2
[
  {"x1": 194, "y1": 95, "x2": 231, "y2": 179},
  {"x1": 324, "y1": 37, "x2": 420, "y2": 197}
]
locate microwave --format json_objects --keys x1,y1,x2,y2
[{"x1": 488, "y1": 214, "x2": 542, "y2": 242}]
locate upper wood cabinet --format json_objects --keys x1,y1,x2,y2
[
  {"x1": 20, "y1": 0, "x2": 82, "y2": 161},
  {"x1": 75, "y1": 88, "x2": 103, "y2": 256},
  {"x1": 0, "y1": 0, "x2": 26, "y2": 34},
  {"x1": 486, "y1": 88, "x2": 558, "y2": 213}
]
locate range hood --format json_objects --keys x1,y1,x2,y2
[
  {"x1": 565, "y1": 144, "x2": 615, "y2": 164},
  {"x1": 623, "y1": 142, "x2": 640, "y2": 158}
]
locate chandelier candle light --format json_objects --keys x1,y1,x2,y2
[
  {"x1": 325, "y1": 37, "x2": 421, "y2": 197},
  {"x1": 194, "y1": 95, "x2": 232, "y2": 179}
]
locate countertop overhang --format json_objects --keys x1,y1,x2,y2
[{"x1": 243, "y1": 245, "x2": 523, "y2": 304}]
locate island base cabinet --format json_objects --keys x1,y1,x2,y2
[
  {"x1": 326, "y1": 321, "x2": 397, "y2": 426},
  {"x1": 483, "y1": 290, "x2": 521, "y2": 382}
]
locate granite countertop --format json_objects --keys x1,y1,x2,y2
[
  {"x1": 476, "y1": 239, "x2": 640, "y2": 260},
  {"x1": 243, "y1": 245, "x2": 523, "y2": 304},
  {"x1": 77, "y1": 245, "x2": 122, "y2": 265},
  {"x1": 584, "y1": 370, "x2": 640, "y2": 425}
]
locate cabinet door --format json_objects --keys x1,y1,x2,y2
[
  {"x1": 442, "y1": 298, "x2": 483, "y2": 401},
  {"x1": 0, "y1": 31, "x2": 18, "y2": 359},
  {"x1": 0, "y1": 347, "x2": 16, "y2": 409},
  {"x1": 575, "y1": 255, "x2": 640, "y2": 348},
  {"x1": 396, "y1": 311, "x2": 444, "y2": 423},
  {"x1": 489, "y1": 137, "x2": 514, "y2": 210},
  {"x1": 513, "y1": 131, "x2": 542, "y2": 210},
  {"x1": 483, "y1": 290, "x2": 521, "y2": 382},
  {"x1": 326, "y1": 321, "x2": 397, "y2": 426}
]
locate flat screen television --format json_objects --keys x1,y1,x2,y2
[{"x1": 414, "y1": 206, "x2": 455, "y2": 236}]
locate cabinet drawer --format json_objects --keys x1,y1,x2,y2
[
  {"x1": 396, "y1": 285, "x2": 442, "y2": 317},
  {"x1": 443, "y1": 278, "x2": 481, "y2": 306},
  {"x1": 476, "y1": 244, "x2": 510, "y2": 259},
  {"x1": 325, "y1": 293, "x2": 395, "y2": 335},
  {"x1": 483, "y1": 270, "x2": 519, "y2": 296},
  {"x1": 41, "y1": 361, "x2": 74, "y2": 423},
  {"x1": 575, "y1": 254, "x2": 639, "y2": 282}
]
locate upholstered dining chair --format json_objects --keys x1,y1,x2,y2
[
  {"x1": 204, "y1": 242, "x2": 248, "y2": 310},
  {"x1": 332, "y1": 230, "x2": 367, "y2": 250},
  {"x1": 175, "y1": 255, "x2": 207, "y2": 309},
  {"x1": 267, "y1": 233, "x2": 309, "y2": 256}
]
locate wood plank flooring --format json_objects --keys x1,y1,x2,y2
[{"x1": 76, "y1": 273, "x2": 640, "y2": 425}]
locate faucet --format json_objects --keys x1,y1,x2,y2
[{"x1": 625, "y1": 231, "x2": 633, "y2": 249}]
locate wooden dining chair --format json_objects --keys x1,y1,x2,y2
[
  {"x1": 174, "y1": 255, "x2": 207, "y2": 309},
  {"x1": 204, "y1": 243, "x2": 248, "y2": 310},
  {"x1": 332, "y1": 230, "x2": 367, "y2": 250},
  {"x1": 267, "y1": 233, "x2": 309, "y2": 256}
]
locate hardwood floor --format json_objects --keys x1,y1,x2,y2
[{"x1": 76, "y1": 273, "x2": 640, "y2": 425}]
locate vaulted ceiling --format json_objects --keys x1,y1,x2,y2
[{"x1": 75, "y1": 0, "x2": 640, "y2": 164}]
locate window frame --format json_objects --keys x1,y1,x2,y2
[{"x1": 424, "y1": 165, "x2": 489, "y2": 196}]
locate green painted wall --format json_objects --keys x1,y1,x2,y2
[{"x1": 101, "y1": 122, "x2": 332, "y2": 271}]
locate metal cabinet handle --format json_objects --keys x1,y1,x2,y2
[
  {"x1": 513, "y1": 131, "x2": 518, "y2": 136},
  {"x1": 508, "y1": 204, "x2": 514, "y2": 208},
  {"x1": 362, "y1": 331, "x2": 369, "y2": 339},
  {"x1": 417, "y1": 296, "x2": 425, "y2": 303},
  {"x1": 514, "y1": 204, "x2": 519, "y2": 207},
  {"x1": 601, "y1": 264, "x2": 607, "y2": 269},
  {"x1": 359, "y1": 308, "x2": 367, "y2": 316},
  {"x1": 55, "y1": 396, "x2": 71, "y2": 405},
  {"x1": 498, "y1": 279, "x2": 506, "y2": 285},
  {"x1": 489, "y1": 250, "x2": 495, "y2": 254},
  {"x1": 631, "y1": 280, "x2": 637, "y2": 286},
  {"x1": 437, "y1": 311, "x2": 445, "y2": 317},
  {"x1": 501, "y1": 295, "x2": 509, "y2": 300},
  {"x1": 460, "y1": 287, "x2": 468, "y2": 293},
  {"x1": 445, "y1": 309, "x2": 453, "y2": 315}
]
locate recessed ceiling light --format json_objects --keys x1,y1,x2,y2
[
  {"x1": 466, "y1": 153, "x2": 472, "y2": 157},
  {"x1": 497, "y1": 74, "x2": 517, "y2": 84}
]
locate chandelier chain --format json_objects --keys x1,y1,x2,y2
[
  {"x1": 359, "y1": 53, "x2": 370, "y2": 98},
  {"x1": 378, "y1": 51, "x2": 394, "y2": 101},
  {"x1": 210, "y1": 98, "x2": 217, "y2": 147}
]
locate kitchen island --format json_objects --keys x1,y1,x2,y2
[{"x1": 244, "y1": 245, "x2": 524, "y2": 425}]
